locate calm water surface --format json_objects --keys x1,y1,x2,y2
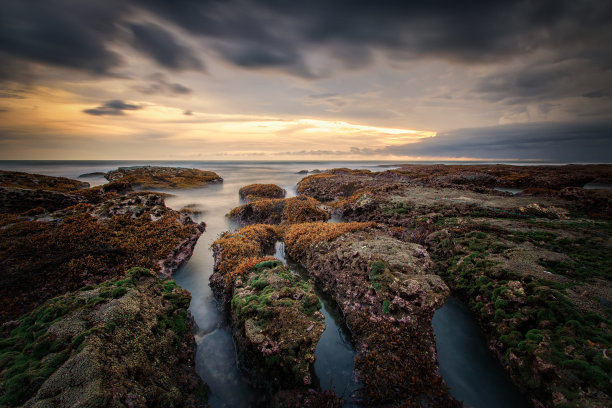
[{"x1": 433, "y1": 297, "x2": 530, "y2": 408}]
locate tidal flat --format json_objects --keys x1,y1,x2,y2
[{"x1": 0, "y1": 162, "x2": 610, "y2": 407}]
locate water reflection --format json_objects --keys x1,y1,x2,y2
[
  {"x1": 274, "y1": 242, "x2": 359, "y2": 406},
  {"x1": 432, "y1": 297, "x2": 529, "y2": 408}
]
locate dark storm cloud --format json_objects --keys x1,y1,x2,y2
[
  {"x1": 1, "y1": 0, "x2": 611, "y2": 81},
  {"x1": 583, "y1": 91, "x2": 609, "y2": 99},
  {"x1": 380, "y1": 122, "x2": 612, "y2": 162},
  {"x1": 134, "y1": 0, "x2": 612, "y2": 75},
  {"x1": 0, "y1": 1, "x2": 126, "y2": 77},
  {"x1": 136, "y1": 73, "x2": 192, "y2": 95},
  {"x1": 83, "y1": 100, "x2": 142, "y2": 116},
  {"x1": 475, "y1": 58, "x2": 612, "y2": 104},
  {"x1": 128, "y1": 23, "x2": 203, "y2": 71}
]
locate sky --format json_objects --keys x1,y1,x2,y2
[{"x1": 0, "y1": 0, "x2": 611, "y2": 162}]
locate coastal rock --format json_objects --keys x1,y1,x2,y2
[
  {"x1": 230, "y1": 262, "x2": 324, "y2": 389},
  {"x1": 296, "y1": 164, "x2": 612, "y2": 204},
  {"x1": 238, "y1": 184, "x2": 286, "y2": 202},
  {"x1": 104, "y1": 166, "x2": 222, "y2": 190},
  {"x1": 210, "y1": 225, "x2": 325, "y2": 397},
  {"x1": 293, "y1": 164, "x2": 612, "y2": 407},
  {"x1": 0, "y1": 191, "x2": 204, "y2": 323},
  {"x1": 0, "y1": 268, "x2": 207, "y2": 407},
  {"x1": 0, "y1": 170, "x2": 89, "y2": 192},
  {"x1": 283, "y1": 223, "x2": 457, "y2": 406},
  {"x1": 228, "y1": 195, "x2": 329, "y2": 226},
  {"x1": 0, "y1": 186, "x2": 85, "y2": 214}
]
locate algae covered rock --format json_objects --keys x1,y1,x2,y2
[
  {"x1": 0, "y1": 268, "x2": 208, "y2": 407},
  {"x1": 0, "y1": 191, "x2": 204, "y2": 323},
  {"x1": 227, "y1": 195, "x2": 329, "y2": 226},
  {"x1": 283, "y1": 222, "x2": 457, "y2": 406},
  {"x1": 0, "y1": 170, "x2": 90, "y2": 193},
  {"x1": 230, "y1": 260, "x2": 324, "y2": 389},
  {"x1": 104, "y1": 166, "x2": 222, "y2": 190},
  {"x1": 211, "y1": 224, "x2": 325, "y2": 398},
  {"x1": 238, "y1": 184, "x2": 286, "y2": 202}
]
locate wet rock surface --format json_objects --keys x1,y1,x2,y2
[
  {"x1": 210, "y1": 225, "x2": 329, "y2": 403},
  {"x1": 105, "y1": 166, "x2": 223, "y2": 189},
  {"x1": 0, "y1": 170, "x2": 90, "y2": 192},
  {"x1": 238, "y1": 184, "x2": 287, "y2": 202},
  {"x1": 0, "y1": 268, "x2": 207, "y2": 407},
  {"x1": 296, "y1": 165, "x2": 612, "y2": 408},
  {"x1": 0, "y1": 186, "x2": 85, "y2": 214},
  {"x1": 284, "y1": 223, "x2": 458, "y2": 407},
  {"x1": 228, "y1": 195, "x2": 329, "y2": 226}
]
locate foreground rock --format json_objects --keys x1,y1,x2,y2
[
  {"x1": 0, "y1": 189, "x2": 204, "y2": 323},
  {"x1": 104, "y1": 166, "x2": 222, "y2": 190},
  {"x1": 283, "y1": 222, "x2": 459, "y2": 407},
  {"x1": 296, "y1": 165, "x2": 612, "y2": 408},
  {"x1": 238, "y1": 184, "x2": 286, "y2": 202},
  {"x1": 0, "y1": 268, "x2": 207, "y2": 407},
  {"x1": 228, "y1": 195, "x2": 329, "y2": 226},
  {"x1": 210, "y1": 225, "x2": 334, "y2": 403}
]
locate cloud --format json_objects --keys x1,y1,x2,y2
[
  {"x1": 379, "y1": 121, "x2": 612, "y2": 162},
  {"x1": 1, "y1": 0, "x2": 611, "y2": 82},
  {"x1": 135, "y1": 0, "x2": 612, "y2": 76},
  {"x1": 128, "y1": 23, "x2": 204, "y2": 71},
  {"x1": 583, "y1": 91, "x2": 609, "y2": 99},
  {"x1": 136, "y1": 73, "x2": 192, "y2": 95},
  {"x1": 0, "y1": 1, "x2": 125, "y2": 77},
  {"x1": 83, "y1": 100, "x2": 142, "y2": 116},
  {"x1": 0, "y1": 91, "x2": 25, "y2": 99}
]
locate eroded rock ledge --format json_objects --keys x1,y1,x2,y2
[
  {"x1": 0, "y1": 268, "x2": 207, "y2": 407},
  {"x1": 210, "y1": 225, "x2": 338, "y2": 405},
  {"x1": 295, "y1": 165, "x2": 612, "y2": 408},
  {"x1": 105, "y1": 166, "x2": 223, "y2": 190},
  {"x1": 283, "y1": 222, "x2": 459, "y2": 407}
]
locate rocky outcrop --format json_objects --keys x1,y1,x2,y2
[
  {"x1": 0, "y1": 187, "x2": 85, "y2": 214},
  {"x1": 230, "y1": 261, "x2": 324, "y2": 389},
  {"x1": 295, "y1": 164, "x2": 612, "y2": 408},
  {"x1": 296, "y1": 164, "x2": 612, "y2": 204},
  {"x1": 104, "y1": 166, "x2": 222, "y2": 189},
  {"x1": 0, "y1": 170, "x2": 89, "y2": 192},
  {"x1": 283, "y1": 223, "x2": 458, "y2": 406},
  {"x1": 0, "y1": 268, "x2": 208, "y2": 407},
  {"x1": 227, "y1": 195, "x2": 329, "y2": 226},
  {"x1": 238, "y1": 184, "x2": 286, "y2": 202},
  {"x1": 0, "y1": 191, "x2": 204, "y2": 323},
  {"x1": 210, "y1": 225, "x2": 326, "y2": 401}
]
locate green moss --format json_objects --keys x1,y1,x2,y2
[
  {"x1": 265, "y1": 354, "x2": 281, "y2": 366},
  {"x1": 382, "y1": 300, "x2": 391, "y2": 315},
  {"x1": 369, "y1": 260, "x2": 386, "y2": 281}
]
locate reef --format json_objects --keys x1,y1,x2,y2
[
  {"x1": 0, "y1": 170, "x2": 90, "y2": 193},
  {"x1": 105, "y1": 166, "x2": 223, "y2": 190},
  {"x1": 0, "y1": 190, "x2": 204, "y2": 323},
  {"x1": 284, "y1": 222, "x2": 459, "y2": 407},
  {"x1": 295, "y1": 165, "x2": 612, "y2": 408},
  {"x1": 239, "y1": 183, "x2": 287, "y2": 202},
  {"x1": 228, "y1": 195, "x2": 329, "y2": 226},
  {"x1": 210, "y1": 225, "x2": 330, "y2": 402},
  {"x1": 0, "y1": 267, "x2": 207, "y2": 407},
  {"x1": 0, "y1": 168, "x2": 213, "y2": 406}
]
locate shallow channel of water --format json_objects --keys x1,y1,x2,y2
[
  {"x1": 274, "y1": 242, "x2": 359, "y2": 406},
  {"x1": 432, "y1": 297, "x2": 530, "y2": 408}
]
